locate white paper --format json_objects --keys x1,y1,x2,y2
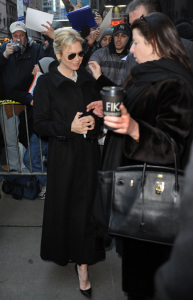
[
  {"x1": 28, "y1": 72, "x2": 42, "y2": 95},
  {"x1": 96, "y1": 8, "x2": 113, "y2": 41},
  {"x1": 26, "y1": 8, "x2": 54, "y2": 33}
]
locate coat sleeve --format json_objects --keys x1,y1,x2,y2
[
  {"x1": 92, "y1": 75, "x2": 116, "y2": 96},
  {"x1": 33, "y1": 75, "x2": 75, "y2": 139},
  {"x1": 35, "y1": 43, "x2": 45, "y2": 61},
  {"x1": 153, "y1": 143, "x2": 193, "y2": 300},
  {"x1": 181, "y1": 38, "x2": 193, "y2": 71},
  {"x1": 123, "y1": 79, "x2": 193, "y2": 166},
  {"x1": 0, "y1": 43, "x2": 8, "y2": 67}
]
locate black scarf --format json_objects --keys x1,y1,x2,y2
[{"x1": 124, "y1": 58, "x2": 193, "y2": 111}]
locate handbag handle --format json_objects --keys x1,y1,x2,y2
[
  {"x1": 140, "y1": 137, "x2": 180, "y2": 230},
  {"x1": 171, "y1": 138, "x2": 180, "y2": 194},
  {"x1": 141, "y1": 137, "x2": 180, "y2": 193}
]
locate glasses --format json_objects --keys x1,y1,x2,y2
[
  {"x1": 67, "y1": 51, "x2": 84, "y2": 60},
  {"x1": 140, "y1": 15, "x2": 147, "y2": 22}
]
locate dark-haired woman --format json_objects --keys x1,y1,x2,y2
[{"x1": 87, "y1": 12, "x2": 193, "y2": 300}]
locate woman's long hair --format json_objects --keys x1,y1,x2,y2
[{"x1": 124, "y1": 12, "x2": 192, "y2": 88}]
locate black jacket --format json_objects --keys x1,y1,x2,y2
[
  {"x1": 96, "y1": 58, "x2": 193, "y2": 171},
  {"x1": 0, "y1": 37, "x2": 44, "y2": 104}
]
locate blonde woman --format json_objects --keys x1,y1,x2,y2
[{"x1": 33, "y1": 28, "x2": 105, "y2": 298}]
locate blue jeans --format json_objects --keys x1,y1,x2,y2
[
  {"x1": 23, "y1": 133, "x2": 48, "y2": 186},
  {"x1": 0, "y1": 164, "x2": 4, "y2": 181},
  {"x1": 0, "y1": 106, "x2": 27, "y2": 171},
  {"x1": 0, "y1": 153, "x2": 5, "y2": 181}
]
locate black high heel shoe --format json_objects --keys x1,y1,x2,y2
[{"x1": 75, "y1": 264, "x2": 92, "y2": 298}]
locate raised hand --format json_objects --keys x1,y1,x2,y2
[
  {"x1": 95, "y1": 14, "x2": 103, "y2": 26},
  {"x1": 86, "y1": 100, "x2": 103, "y2": 117},
  {"x1": 88, "y1": 61, "x2": 102, "y2": 80},
  {"x1": 86, "y1": 28, "x2": 100, "y2": 45},
  {"x1": 41, "y1": 21, "x2": 54, "y2": 40},
  {"x1": 3, "y1": 42, "x2": 14, "y2": 58}
]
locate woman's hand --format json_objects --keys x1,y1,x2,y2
[
  {"x1": 104, "y1": 105, "x2": 139, "y2": 140},
  {"x1": 86, "y1": 100, "x2": 103, "y2": 117},
  {"x1": 41, "y1": 21, "x2": 54, "y2": 40},
  {"x1": 71, "y1": 113, "x2": 95, "y2": 134},
  {"x1": 79, "y1": 115, "x2": 95, "y2": 131},
  {"x1": 88, "y1": 61, "x2": 102, "y2": 80}
]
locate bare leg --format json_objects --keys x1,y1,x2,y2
[{"x1": 77, "y1": 264, "x2": 91, "y2": 290}]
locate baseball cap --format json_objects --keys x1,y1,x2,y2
[
  {"x1": 113, "y1": 23, "x2": 131, "y2": 37},
  {"x1": 10, "y1": 21, "x2": 27, "y2": 34}
]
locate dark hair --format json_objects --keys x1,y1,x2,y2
[
  {"x1": 126, "y1": 0, "x2": 162, "y2": 14},
  {"x1": 132, "y1": 12, "x2": 191, "y2": 71}
]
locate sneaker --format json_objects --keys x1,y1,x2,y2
[{"x1": 38, "y1": 186, "x2": 46, "y2": 200}]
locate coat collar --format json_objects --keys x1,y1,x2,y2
[
  {"x1": 131, "y1": 58, "x2": 193, "y2": 88},
  {"x1": 124, "y1": 58, "x2": 193, "y2": 112},
  {"x1": 49, "y1": 61, "x2": 95, "y2": 88}
]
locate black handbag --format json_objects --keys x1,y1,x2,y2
[
  {"x1": 2, "y1": 175, "x2": 40, "y2": 200},
  {"x1": 97, "y1": 139, "x2": 184, "y2": 245}
]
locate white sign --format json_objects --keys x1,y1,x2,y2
[
  {"x1": 26, "y1": 8, "x2": 54, "y2": 33},
  {"x1": 17, "y1": 0, "x2": 24, "y2": 22},
  {"x1": 96, "y1": 8, "x2": 113, "y2": 41}
]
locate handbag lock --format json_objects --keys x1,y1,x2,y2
[{"x1": 155, "y1": 181, "x2": 165, "y2": 194}]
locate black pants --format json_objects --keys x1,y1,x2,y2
[{"x1": 122, "y1": 238, "x2": 171, "y2": 298}]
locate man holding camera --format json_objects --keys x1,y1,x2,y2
[{"x1": 0, "y1": 21, "x2": 44, "y2": 171}]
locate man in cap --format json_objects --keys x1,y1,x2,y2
[
  {"x1": 87, "y1": 23, "x2": 132, "y2": 86},
  {"x1": 0, "y1": 21, "x2": 44, "y2": 172}
]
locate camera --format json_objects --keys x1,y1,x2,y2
[
  {"x1": 92, "y1": 9, "x2": 99, "y2": 18},
  {"x1": 12, "y1": 39, "x2": 23, "y2": 54}
]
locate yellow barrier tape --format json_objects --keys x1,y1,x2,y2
[{"x1": 0, "y1": 100, "x2": 22, "y2": 105}]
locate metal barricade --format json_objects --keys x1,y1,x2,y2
[{"x1": 0, "y1": 101, "x2": 47, "y2": 176}]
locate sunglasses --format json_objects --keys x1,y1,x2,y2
[{"x1": 67, "y1": 51, "x2": 84, "y2": 60}]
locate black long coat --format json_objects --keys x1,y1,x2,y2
[{"x1": 33, "y1": 63, "x2": 105, "y2": 266}]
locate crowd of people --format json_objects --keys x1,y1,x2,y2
[{"x1": 1, "y1": 0, "x2": 193, "y2": 299}]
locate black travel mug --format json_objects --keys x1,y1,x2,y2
[{"x1": 101, "y1": 86, "x2": 125, "y2": 129}]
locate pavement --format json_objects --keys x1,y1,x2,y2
[{"x1": 0, "y1": 187, "x2": 127, "y2": 300}]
